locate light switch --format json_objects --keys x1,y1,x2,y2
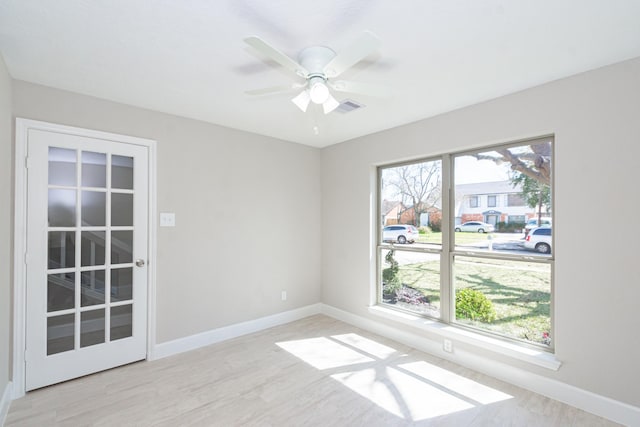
[{"x1": 160, "y1": 212, "x2": 176, "y2": 227}]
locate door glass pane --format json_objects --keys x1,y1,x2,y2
[
  {"x1": 47, "y1": 272, "x2": 75, "y2": 312},
  {"x1": 111, "y1": 267, "x2": 133, "y2": 302},
  {"x1": 111, "y1": 305, "x2": 133, "y2": 341},
  {"x1": 112, "y1": 155, "x2": 133, "y2": 189},
  {"x1": 111, "y1": 231, "x2": 133, "y2": 264},
  {"x1": 81, "y1": 231, "x2": 106, "y2": 267},
  {"x1": 81, "y1": 309, "x2": 105, "y2": 348},
  {"x1": 47, "y1": 314, "x2": 75, "y2": 355},
  {"x1": 111, "y1": 193, "x2": 133, "y2": 226},
  {"x1": 49, "y1": 147, "x2": 76, "y2": 186},
  {"x1": 81, "y1": 191, "x2": 106, "y2": 226},
  {"x1": 82, "y1": 151, "x2": 107, "y2": 188},
  {"x1": 81, "y1": 270, "x2": 106, "y2": 306},
  {"x1": 48, "y1": 231, "x2": 76, "y2": 269},
  {"x1": 48, "y1": 189, "x2": 76, "y2": 227}
]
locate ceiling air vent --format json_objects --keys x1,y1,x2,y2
[{"x1": 335, "y1": 99, "x2": 365, "y2": 114}]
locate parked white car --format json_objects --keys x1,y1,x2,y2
[
  {"x1": 382, "y1": 224, "x2": 418, "y2": 244},
  {"x1": 524, "y1": 217, "x2": 552, "y2": 233},
  {"x1": 454, "y1": 221, "x2": 494, "y2": 233},
  {"x1": 524, "y1": 226, "x2": 552, "y2": 254}
]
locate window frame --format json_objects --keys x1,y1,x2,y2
[{"x1": 376, "y1": 136, "x2": 554, "y2": 352}]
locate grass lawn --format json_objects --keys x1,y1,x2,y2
[{"x1": 389, "y1": 254, "x2": 551, "y2": 346}]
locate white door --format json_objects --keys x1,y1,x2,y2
[{"x1": 25, "y1": 127, "x2": 149, "y2": 391}]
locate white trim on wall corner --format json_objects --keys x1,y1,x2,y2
[
  {"x1": 0, "y1": 381, "x2": 13, "y2": 426},
  {"x1": 319, "y1": 303, "x2": 640, "y2": 427},
  {"x1": 150, "y1": 303, "x2": 323, "y2": 360}
]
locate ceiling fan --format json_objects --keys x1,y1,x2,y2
[{"x1": 244, "y1": 31, "x2": 387, "y2": 114}]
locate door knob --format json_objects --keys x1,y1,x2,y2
[{"x1": 135, "y1": 259, "x2": 145, "y2": 267}]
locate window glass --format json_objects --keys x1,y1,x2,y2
[
  {"x1": 380, "y1": 248, "x2": 440, "y2": 318},
  {"x1": 507, "y1": 194, "x2": 525, "y2": 206},
  {"x1": 378, "y1": 137, "x2": 553, "y2": 349},
  {"x1": 380, "y1": 159, "x2": 442, "y2": 248},
  {"x1": 453, "y1": 256, "x2": 551, "y2": 345}
]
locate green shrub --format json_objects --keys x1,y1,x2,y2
[
  {"x1": 429, "y1": 219, "x2": 442, "y2": 232},
  {"x1": 418, "y1": 226, "x2": 430, "y2": 234},
  {"x1": 495, "y1": 221, "x2": 525, "y2": 233},
  {"x1": 455, "y1": 288, "x2": 496, "y2": 322},
  {"x1": 382, "y1": 250, "x2": 401, "y2": 294}
]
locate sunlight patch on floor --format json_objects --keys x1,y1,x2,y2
[
  {"x1": 332, "y1": 367, "x2": 475, "y2": 420},
  {"x1": 331, "y1": 333, "x2": 398, "y2": 359},
  {"x1": 277, "y1": 333, "x2": 514, "y2": 422},
  {"x1": 276, "y1": 337, "x2": 374, "y2": 369},
  {"x1": 398, "y1": 361, "x2": 512, "y2": 405}
]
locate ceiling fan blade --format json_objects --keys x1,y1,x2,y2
[
  {"x1": 328, "y1": 80, "x2": 391, "y2": 98},
  {"x1": 245, "y1": 83, "x2": 304, "y2": 96},
  {"x1": 291, "y1": 90, "x2": 311, "y2": 112},
  {"x1": 322, "y1": 94, "x2": 340, "y2": 114},
  {"x1": 244, "y1": 36, "x2": 309, "y2": 78},
  {"x1": 322, "y1": 31, "x2": 381, "y2": 78}
]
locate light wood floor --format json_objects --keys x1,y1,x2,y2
[{"x1": 6, "y1": 315, "x2": 620, "y2": 426}]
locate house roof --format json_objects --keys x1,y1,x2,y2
[
  {"x1": 456, "y1": 181, "x2": 521, "y2": 196},
  {"x1": 381, "y1": 200, "x2": 403, "y2": 216}
]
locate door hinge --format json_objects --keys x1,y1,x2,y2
[
  {"x1": 24, "y1": 252, "x2": 28, "y2": 265},
  {"x1": 24, "y1": 349, "x2": 28, "y2": 362},
  {"x1": 25, "y1": 156, "x2": 32, "y2": 169}
]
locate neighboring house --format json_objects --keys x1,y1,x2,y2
[
  {"x1": 381, "y1": 200, "x2": 404, "y2": 225},
  {"x1": 399, "y1": 202, "x2": 442, "y2": 228},
  {"x1": 455, "y1": 181, "x2": 538, "y2": 225}
]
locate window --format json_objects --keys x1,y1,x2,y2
[
  {"x1": 378, "y1": 137, "x2": 553, "y2": 349},
  {"x1": 379, "y1": 159, "x2": 442, "y2": 317},
  {"x1": 507, "y1": 193, "x2": 526, "y2": 206}
]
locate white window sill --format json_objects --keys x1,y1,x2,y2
[{"x1": 368, "y1": 305, "x2": 562, "y2": 371}]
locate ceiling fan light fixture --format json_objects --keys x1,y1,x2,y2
[
  {"x1": 322, "y1": 94, "x2": 340, "y2": 114},
  {"x1": 291, "y1": 90, "x2": 311, "y2": 112},
  {"x1": 309, "y1": 77, "x2": 330, "y2": 104}
]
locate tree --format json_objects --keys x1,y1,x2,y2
[
  {"x1": 382, "y1": 161, "x2": 441, "y2": 227},
  {"x1": 474, "y1": 141, "x2": 551, "y2": 186},
  {"x1": 510, "y1": 172, "x2": 551, "y2": 221},
  {"x1": 473, "y1": 140, "x2": 552, "y2": 221}
]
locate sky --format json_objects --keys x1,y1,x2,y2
[{"x1": 454, "y1": 156, "x2": 512, "y2": 185}]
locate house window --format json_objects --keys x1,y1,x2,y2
[
  {"x1": 487, "y1": 195, "x2": 497, "y2": 207},
  {"x1": 508, "y1": 215, "x2": 526, "y2": 223},
  {"x1": 507, "y1": 193, "x2": 526, "y2": 206},
  {"x1": 378, "y1": 136, "x2": 553, "y2": 349},
  {"x1": 469, "y1": 196, "x2": 479, "y2": 208}
]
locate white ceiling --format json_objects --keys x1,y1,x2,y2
[{"x1": 1, "y1": 1, "x2": 640, "y2": 148}]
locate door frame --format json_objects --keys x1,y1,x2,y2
[{"x1": 12, "y1": 118, "x2": 158, "y2": 398}]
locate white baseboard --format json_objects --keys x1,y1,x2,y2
[
  {"x1": 320, "y1": 303, "x2": 640, "y2": 427},
  {"x1": 0, "y1": 381, "x2": 13, "y2": 426},
  {"x1": 150, "y1": 303, "x2": 322, "y2": 360}
]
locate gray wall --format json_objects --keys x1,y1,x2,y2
[
  {"x1": 12, "y1": 81, "x2": 322, "y2": 343},
  {"x1": 0, "y1": 55, "x2": 12, "y2": 396},
  {"x1": 321, "y1": 57, "x2": 640, "y2": 407}
]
